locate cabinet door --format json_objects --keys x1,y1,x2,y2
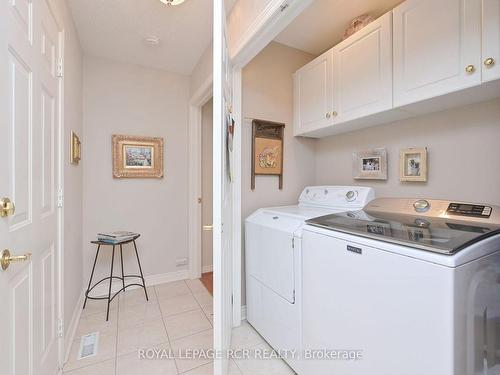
[
  {"x1": 393, "y1": 0, "x2": 482, "y2": 107},
  {"x1": 482, "y1": 0, "x2": 500, "y2": 82},
  {"x1": 333, "y1": 12, "x2": 393, "y2": 123},
  {"x1": 293, "y1": 50, "x2": 334, "y2": 136}
]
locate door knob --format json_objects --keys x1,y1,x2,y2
[
  {"x1": 0, "y1": 197, "x2": 15, "y2": 217},
  {"x1": 465, "y1": 64, "x2": 475, "y2": 73},
  {"x1": 484, "y1": 57, "x2": 495, "y2": 67},
  {"x1": 1, "y1": 249, "x2": 32, "y2": 271},
  {"x1": 202, "y1": 225, "x2": 213, "y2": 231}
]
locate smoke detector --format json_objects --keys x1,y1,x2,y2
[
  {"x1": 159, "y1": 0, "x2": 186, "y2": 5},
  {"x1": 144, "y1": 36, "x2": 161, "y2": 47}
]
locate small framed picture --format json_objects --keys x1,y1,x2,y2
[
  {"x1": 400, "y1": 148, "x2": 427, "y2": 182},
  {"x1": 112, "y1": 135, "x2": 164, "y2": 178},
  {"x1": 352, "y1": 148, "x2": 387, "y2": 180},
  {"x1": 70, "y1": 131, "x2": 81, "y2": 165}
]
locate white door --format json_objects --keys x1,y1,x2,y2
[
  {"x1": 482, "y1": 0, "x2": 500, "y2": 82},
  {"x1": 333, "y1": 12, "x2": 393, "y2": 123},
  {"x1": 0, "y1": 1, "x2": 62, "y2": 375},
  {"x1": 393, "y1": 0, "x2": 482, "y2": 107},
  {"x1": 293, "y1": 50, "x2": 334, "y2": 136},
  {"x1": 213, "y1": 0, "x2": 233, "y2": 374}
]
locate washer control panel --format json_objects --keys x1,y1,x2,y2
[{"x1": 446, "y1": 203, "x2": 492, "y2": 218}]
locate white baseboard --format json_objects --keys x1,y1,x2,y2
[
  {"x1": 64, "y1": 290, "x2": 85, "y2": 364},
  {"x1": 202, "y1": 265, "x2": 213, "y2": 273},
  {"x1": 88, "y1": 269, "x2": 190, "y2": 297}
]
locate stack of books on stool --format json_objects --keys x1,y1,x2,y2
[{"x1": 97, "y1": 231, "x2": 138, "y2": 244}]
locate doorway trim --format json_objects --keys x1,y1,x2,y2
[
  {"x1": 44, "y1": 0, "x2": 66, "y2": 370},
  {"x1": 188, "y1": 75, "x2": 213, "y2": 280},
  {"x1": 227, "y1": 0, "x2": 314, "y2": 327}
]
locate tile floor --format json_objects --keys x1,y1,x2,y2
[{"x1": 63, "y1": 279, "x2": 294, "y2": 375}]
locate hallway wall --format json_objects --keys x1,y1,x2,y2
[{"x1": 82, "y1": 56, "x2": 190, "y2": 287}]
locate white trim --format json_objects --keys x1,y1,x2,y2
[
  {"x1": 231, "y1": 68, "x2": 242, "y2": 327},
  {"x1": 230, "y1": 0, "x2": 314, "y2": 68},
  {"x1": 241, "y1": 305, "x2": 247, "y2": 321},
  {"x1": 63, "y1": 290, "x2": 84, "y2": 364},
  {"x1": 188, "y1": 75, "x2": 213, "y2": 280},
  {"x1": 202, "y1": 265, "x2": 214, "y2": 273},
  {"x1": 88, "y1": 270, "x2": 191, "y2": 297}
]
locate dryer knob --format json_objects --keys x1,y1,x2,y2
[{"x1": 346, "y1": 190, "x2": 357, "y2": 202}]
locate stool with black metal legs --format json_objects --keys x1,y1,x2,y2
[{"x1": 83, "y1": 234, "x2": 148, "y2": 321}]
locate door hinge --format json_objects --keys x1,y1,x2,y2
[
  {"x1": 57, "y1": 318, "x2": 64, "y2": 338},
  {"x1": 292, "y1": 238, "x2": 295, "y2": 248},
  {"x1": 57, "y1": 188, "x2": 64, "y2": 208},
  {"x1": 57, "y1": 58, "x2": 63, "y2": 78}
]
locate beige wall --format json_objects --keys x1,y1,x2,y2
[
  {"x1": 241, "y1": 42, "x2": 316, "y2": 300},
  {"x1": 315, "y1": 98, "x2": 500, "y2": 206},
  {"x1": 201, "y1": 99, "x2": 214, "y2": 270},
  {"x1": 190, "y1": 44, "x2": 212, "y2": 98},
  {"x1": 82, "y1": 56, "x2": 190, "y2": 284},
  {"x1": 53, "y1": 0, "x2": 84, "y2": 338}
]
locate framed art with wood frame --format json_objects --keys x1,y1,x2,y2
[
  {"x1": 112, "y1": 135, "x2": 164, "y2": 178},
  {"x1": 400, "y1": 147, "x2": 427, "y2": 182},
  {"x1": 251, "y1": 119, "x2": 285, "y2": 190}
]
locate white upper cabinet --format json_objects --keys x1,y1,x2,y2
[
  {"x1": 482, "y1": 0, "x2": 500, "y2": 82},
  {"x1": 393, "y1": 0, "x2": 482, "y2": 107},
  {"x1": 293, "y1": 50, "x2": 334, "y2": 136},
  {"x1": 333, "y1": 12, "x2": 393, "y2": 124}
]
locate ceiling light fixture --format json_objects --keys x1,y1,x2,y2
[{"x1": 159, "y1": 0, "x2": 186, "y2": 5}]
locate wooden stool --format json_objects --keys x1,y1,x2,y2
[{"x1": 83, "y1": 234, "x2": 148, "y2": 320}]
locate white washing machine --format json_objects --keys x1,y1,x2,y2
[
  {"x1": 302, "y1": 198, "x2": 500, "y2": 375},
  {"x1": 245, "y1": 186, "x2": 375, "y2": 371}
]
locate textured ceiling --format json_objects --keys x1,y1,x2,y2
[
  {"x1": 68, "y1": 0, "x2": 230, "y2": 75},
  {"x1": 275, "y1": 0, "x2": 403, "y2": 56}
]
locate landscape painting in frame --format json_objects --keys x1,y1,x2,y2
[
  {"x1": 112, "y1": 135, "x2": 164, "y2": 178},
  {"x1": 353, "y1": 148, "x2": 388, "y2": 180}
]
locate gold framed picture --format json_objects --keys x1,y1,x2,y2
[
  {"x1": 400, "y1": 147, "x2": 427, "y2": 182},
  {"x1": 70, "y1": 131, "x2": 81, "y2": 165},
  {"x1": 112, "y1": 135, "x2": 164, "y2": 178}
]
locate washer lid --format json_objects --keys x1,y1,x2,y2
[{"x1": 306, "y1": 209, "x2": 500, "y2": 255}]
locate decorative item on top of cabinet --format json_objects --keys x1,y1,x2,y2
[
  {"x1": 251, "y1": 120, "x2": 285, "y2": 190},
  {"x1": 70, "y1": 131, "x2": 81, "y2": 165},
  {"x1": 352, "y1": 148, "x2": 388, "y2": 180},
  {"x1": 342, "y1": 14, "x2": 375, "y2": 40},
  {"x1": 400, "y1": 148, "x2": 428, "y2": 182}
]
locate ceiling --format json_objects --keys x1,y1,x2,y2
[
  {"x1": 68, "y1": 0, "x2": 236, "y2": 75},
  {"x1": 274, "y1": 0, "x2": 402, "y2": 56}
]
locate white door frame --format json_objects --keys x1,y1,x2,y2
[
  {"x1": 44, "y1": 0, "x2": 66, "y2": 370},
  {"x1": 188, "y1": 0, "x2": 312, "y2": 327},
  {"x1": 226, "y1": 0, "x2": 314, "y2": 327},
  {"x1": 188, "y1": 75, "x2": 213, "y2": 280}
]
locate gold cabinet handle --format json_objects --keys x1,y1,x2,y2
[
  {"x1": 0, "y1": 197, "x2": 15, "y2": 217},
  {"x1": 484, "y1": 57, "x2": 495, "y2": 67},
  {"x1": 1, "y1": 249, "x2": 32, "y2": 271},
  {"x1": 465, "y1": 64, "x2": 475, "y2": 73},
  {"x1": 202, "y1": 225, "x2": 213, "y2": 231},
  {"x1": 332, "y1": 111, "x2": 338, "y2": 117}
]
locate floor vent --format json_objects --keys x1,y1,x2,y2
[{"x1": 77, "y1": 332, "x2": 99, "y2": 360}]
